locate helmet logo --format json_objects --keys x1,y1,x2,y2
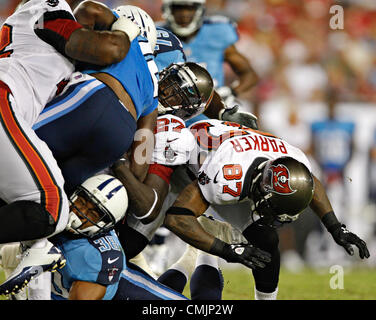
[{"x1": 268, "y1": 164, "x2": 296, "y2": 195}]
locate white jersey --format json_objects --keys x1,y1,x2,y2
[
  {"x1": 0, "y1": 0, "x2": 76, "y2": 125},
  {"x1": 188, "y1": 119, "x2": 312, "y2": 206},
  {"x1": 151, "y1": 114, "x2": 196, "y2": 166}
]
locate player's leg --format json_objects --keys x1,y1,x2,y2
[
  {"x1": 157, "y1": 244, "x2": 198, "y2": 293},
  {"x1": 0, "y1": 85, "x2": 67, "y2": 294},
  {"x1": 189, "y1": 251, "x2": 223, "y2": 300},
  {"x1": 242, "y1": 222, "x2": 280, "y2": 300},
  {"x1": 113, "y1": 262, "x2": 189, "y2": 300}
]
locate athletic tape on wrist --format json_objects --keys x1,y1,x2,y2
[{"x1": 111, "y1": 16, "x2": 140, "y2": 42}]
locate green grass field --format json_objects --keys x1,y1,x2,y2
[
  {"x1": 183, "y1": 266, "x2": 376, "y2": 300},
  {"x1": 1, "y1": 266, "x2": 375, "y2": 300}
]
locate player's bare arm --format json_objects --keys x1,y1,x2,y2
[
  {"x1": 164, "y1": 180, "x2": 272, "y2": 269},
  {"x1": 224, "y1": 44, "x2": 259, "y2": 95},
  {"x1": 309, "y1": 175, "x2": 334, "y2": 219},
  {"x1": 164, "y1": 180, "x2": 214, "y2": 251},
  {"x1": 112, "y1": 160, "x2": 170, "y2": 223},
  {"x1": 203, "y1": 89, "x2": 226, "y2": 119},
  {"x1": 128, "y1": 109, "x2": 158, "y2": 182},
  {"x1": 69, "y1": 280, "x2": 106, "y2": 300},
  {"x1": 73, "y1": 0, "x2": 116, "y2": 30},
  {"x1": 310, "y1": 175, "x2": 370, "y2": 259},
  {"x1": 67, "y1": 1, "x2": 129, "y2": 66}
]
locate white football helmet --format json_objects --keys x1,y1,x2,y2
[
  {"x1": 114, "y1": 5, "x2": 157, "y2": 52},
  {"x1": 66, "y1": 174, "x2": 128, "y2": 237},
  {"x1": 162, "y1": 0, "x2": 206, "y2": 37}
]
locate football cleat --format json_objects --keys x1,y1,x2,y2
[{"x1": 0, "y1": 241, "x2": 66, "y2": 295}]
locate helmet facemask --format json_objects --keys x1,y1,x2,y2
[
  {"x1": 162, "y1": 1, "x2": 205, "y2": 38},
  {"x1": 67, "y1": 187, "x2": 116, "y2": 238},
  {"x1": 158, "y1": 63, "x2": 205, "y2": 120}
]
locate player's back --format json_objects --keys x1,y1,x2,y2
[
  {"x1": 84, "y1": 36, "x2": 159, "y2": 120},
  {"x1": 189, "y1": 119, "x2": 311, "y2": 205},
  {"x1": 0, "y1": 0, "x2": 75, "y2": 124}
]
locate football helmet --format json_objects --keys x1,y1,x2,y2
[
  {"x1": 113, "y1": 5, "x2": 157, "y2": 52},
  {"x1": 162, "y1": 0, "x2": 206, "y2": 37},
  {"x1": 158, "y1": 62, "x2": 214, "y2": 120},
  {"x1": 250, "y1": 157, "x2": 314, "y2": 224},
  {"x1": 66, "y1": 174, "x2": 128, "y2": 237}
]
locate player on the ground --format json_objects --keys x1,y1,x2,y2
[{"x1": 0, "y1": 0, "x2": 145, "y2": 294}]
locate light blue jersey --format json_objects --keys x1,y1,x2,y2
[
  {"x1": 154, "y1": 27, "x2": 186, "y2": 71},
  {"x1": 162, "y1": 16, "x2": 238, "y2": 88},
  {"x1": 311, "y1": 120, "x2": 355, "y2": 172},
  {"x1": 84, "y1": 36, "x2": 159, "y2": 120},
  {"x1": 51, "y1": 230, "x2": 125, "y2": 300}
]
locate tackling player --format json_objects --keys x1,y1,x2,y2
[
  {"x1": 0, "y1": 0, "x2": 146, "y2": 294},
  {"x1": 112, "y1": 118, "x2": 370, "y2": 300}
]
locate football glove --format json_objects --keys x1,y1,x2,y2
[
  {"x1": 222, "y1": 242, "x2": 272, "y2": 270},
  {"x1": 329, "y1": 224, "x2": 370, "y2": 259},
  {"x1": 220, "y1": 105, "x2": 259, "y2": 130}
]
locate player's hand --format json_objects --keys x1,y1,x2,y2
[
  {"x1": 330, "y1": 224, "x2": 370, "y2": 259},
  {"x1": 220, "y1": 105, "x2": 259, "y2": 130},
  {"x1": 225, "y1": 243, "x2": 272, "y2": 270}
]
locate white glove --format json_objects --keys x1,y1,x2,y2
[{"x1": 111, "y1": 16, "x2": 141, "y2": 42}]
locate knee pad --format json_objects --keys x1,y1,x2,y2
[{"x1": 0, "y1": 200, "x2": 56, "y2": 243}]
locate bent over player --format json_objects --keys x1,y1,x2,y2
[{"x1": 113, "y1": 118, "x2": 370, "y2": 300}]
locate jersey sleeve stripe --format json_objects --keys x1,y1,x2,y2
[{"x1": 0, "y1": 82, "x2": 62, "y2": 222}]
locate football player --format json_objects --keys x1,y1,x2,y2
[
  {"x1": 112, "y1": 117, "x2": 370, "y2": 300},
  {"x1": 1, "y1": 174, "x2": 189, "y2": 300},
  {"x1": 33, "y1": 4, "x2": 159, "y2": 194},
  {"x1": 0, "y1": 0, "x2": 145, "y2": 294},
  {"x1": 160, "y1": 0, "x2": 259, "y2": 127}
]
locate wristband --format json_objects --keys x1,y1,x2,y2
[
  {"x1": 321, "y1": 211, "x2": 341, "y2": 233},
  {"x1": 209, "y1": 238, "x2": 233, "y2": 261},
  {"x1": 132, "y1": 189, "x2": 158, "y2": 220},
  {"x1": 165, "y1": 206, "x2": 195, "y2": 217},
  {"x1": 111, "y1": 16, "x2": 141, "y2": 42}
]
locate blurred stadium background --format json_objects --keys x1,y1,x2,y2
[{"x1": 0, "y1": 0, "x2": 375, "y2": 299}]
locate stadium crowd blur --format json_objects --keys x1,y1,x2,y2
[{"x1": 0, "y1": 0, "x2": 374, "y2": 270}]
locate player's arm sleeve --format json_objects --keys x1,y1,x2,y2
[{"x1": 34, "y1": 10, "x2": 83, "y2": 56}]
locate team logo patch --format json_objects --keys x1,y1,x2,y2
[
  {"x1": 267, "y1": 164, "x2": 296, "y2": 195},
  {"x1": 198, "y1": 171, "x2": 211, "y2": 185},
  {"x1": 46, "y1": 0, "x2": 59, "y2": 7},
  {"x1": 164, "y1": 145, "x2": 178, "y2": 163},
  {"x1": 108, "y1": 267, "x2": 119, "y2": 282}
]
